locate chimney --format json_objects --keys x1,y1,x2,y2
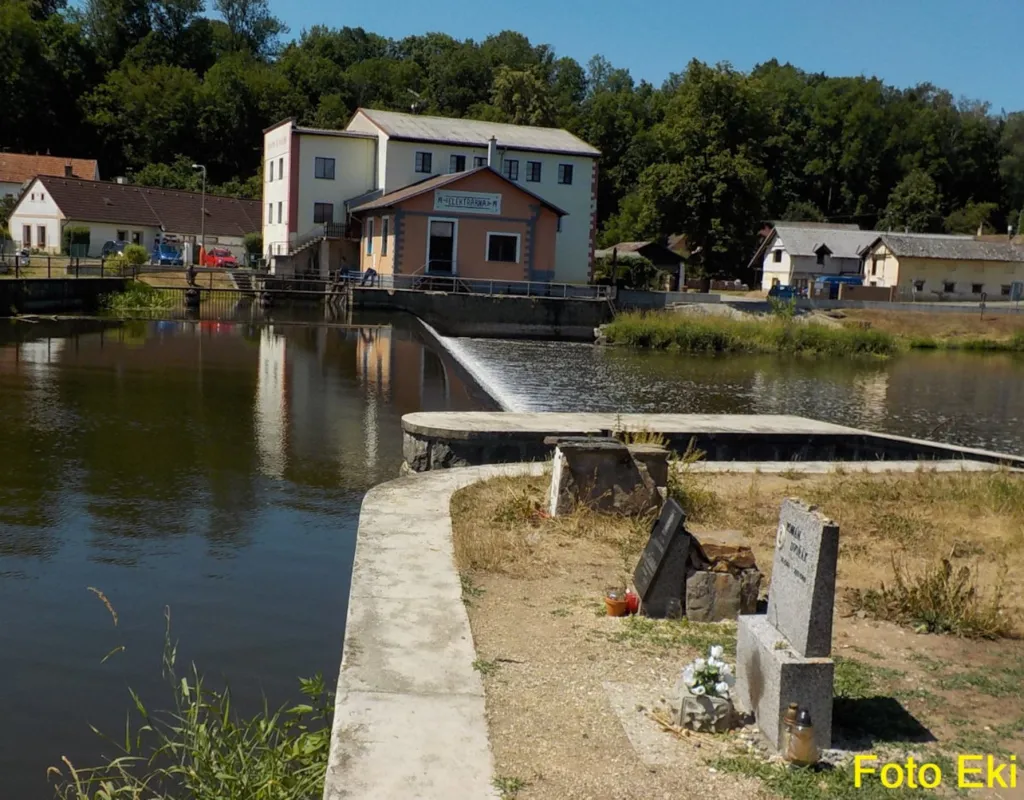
[
  {"x1": 115, "y1": 176, "x2": 127, "y2": 185},
  {"x1": 64, "y1": 162, "x2": 73, "y2": 177},
  {"x1": 487, "y1": 136, "x2": 498, "y2": 167}
]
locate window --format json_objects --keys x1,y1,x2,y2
[
  {"x1": 557, "y1": 163, "x2": 574, "y2": 185},
  {"x1": 914, "y1": 280, "x2": 925, "y2": 292},
  {"x1": 1002, "y1": 284, "x2": 1012, "y2": 296},
  {"x1": 268, "y1": 203, "x2": 272, "y2": 222},
  {"x1": 366, "y1": 218, "x2": 374, "y2": 255},
  {"x1": 449, "y1": 154, "x2": 466, "y2": 173},
  {"x1": 313, "y1": 202, "x2": 333, "y2": 224},
  {"x1": 22, "y1": 225, "x2": 30, "y2": 247},
  {"x1": 37, "y1": 226, "x2": 46, "y2": 248},
  {"x1": 943, "y1": 281, "x2": 956, "y2": 293},
  {"x1": 277, "y1": 202, "x2": 282, "y2": 224},
  {"x1": 415, "y1": 152, "x2": 433, "y2": 173},
  {"x1": 381, "y1": 217, "x2": 389, "y2": 256},
  {"x1": 502, "y1": 159, "x2": 519, "y2": 181},
  {"x1": 486, "y1": 232, "x2": 520, "y2": 263},
  {"x1": 871, "y1": 257, "x2": 881, "y2": 276},
  {"x1": 557, "y1": 217, "x2": 562, "y2": 233},
  {"x1": 40, "y1": 194, "x2": 45, "y2": 202},
  {"x1": 117, "y1": 230, "x2": 127, "y2": 241},
  {"x1": 772, "y1": 249, "x2": 782, "y2": 263},
  {"x1": 526, "y1": 161, "x2": 542, "y2": 182},
  {"x1": 30, "y1": 193, "x2": 35, "y2": 201},
  {"x1": 268, "y1": 161, "x2": 273, "y2": 182},
  {"x1": 971, "y1": 283, "x2": 984, "y2": 294},
  {"x1": 816, "y1": 251, "x2": 826, "y2": 266},
  {"x1": 278, "y1": 157, "x2": 284, "y2": 180},
  {"x1": 314, "y1": 157, "x2": 335, "y2": 180},
  {"x1": 473, "y1": 156, "x2": 487, "y2": 168},
  {"x1": 131, "y1": 231, "x2": 142, "y2": 245}
]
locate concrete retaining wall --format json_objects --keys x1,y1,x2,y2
[
  {"x1": 401, "y1": 412, "x2": 1024, "y2": 473},
  {"x1": 0, "y1": 278, "x2": 127, "y2": 315},
  {"x1": 616, "y1": 289, "x2": 721, "y2": 308},
  {"x1": 351, "y1": 287, "x2": 613, "y2": 340}
]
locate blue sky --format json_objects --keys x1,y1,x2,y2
[{"x1": 275, "y1": 0, "x2": 1022, "y2": 112}]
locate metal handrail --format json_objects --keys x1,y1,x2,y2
[{"x1": 353, "y1": 272, "x2": 610, "y2": 299}]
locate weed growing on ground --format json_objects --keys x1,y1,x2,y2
[
  {"x1": 473, "y1": 658, "x2": 500, "y2": 676},
  {"x1": 493, "y1": 775, "x2": 529, "y2": 799},
  {"x1": 847, "y1": 556, "x2": 1014, "y2": 639},
  {"x1": 609, "y1": 616, "x2": 737, "y2": 656},
  {"x1": 48, "y1": 608, "x2": 333, "y2": 800}
]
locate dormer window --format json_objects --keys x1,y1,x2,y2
[{"x1": 815, "y1": 245, "x2": 831, "y2": 266}]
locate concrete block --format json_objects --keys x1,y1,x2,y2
[{"x1": 734, "y1": 614, "x2": 833, "y2": 752}]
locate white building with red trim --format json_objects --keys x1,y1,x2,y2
[{"x1": 261, "y1": 109, "x2": 599, "y2": 284}]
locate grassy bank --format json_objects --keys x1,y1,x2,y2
[
  {"x1": 604, "y1": 310, "x2": 898, "y2": 356},
  {"x1": 839, "y1": 308, "x2": 1024, "y2": 351},
  {"x1": 103, "y1": 281, "x2": 176, "y2": 313}
]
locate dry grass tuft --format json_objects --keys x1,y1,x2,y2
[{"x1": 847, "y1": 556, "x2": 1015, "y2": 639}]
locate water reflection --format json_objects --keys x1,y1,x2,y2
[
  {"x1": 0, "y1": 313, "x2": 491, "y2": 800},
  {"x1": 453, "y1": 338, "x2": 1024, "y2": 455}
]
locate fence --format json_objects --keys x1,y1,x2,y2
[{"x1": 366, "y1": 272, "x2": 612, "y2": 299}]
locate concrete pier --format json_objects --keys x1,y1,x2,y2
[{"x1": 402, "y1": 412, "x2": 1024, "y2": 472}]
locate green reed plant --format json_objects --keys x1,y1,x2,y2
[
  {"x1": 48, "y1": 607, "x2": 334, "y2": 800},
  {"x1": 103, "y1": 282, "x2": 176, "y2": 313}
]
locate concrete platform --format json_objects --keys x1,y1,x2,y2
[
  {"x1": 401, "y1": 412, "x2": 1024, "y2": 473},
  {"x1": 324, "y1": 463, "x2": 543, "y2": 800}
]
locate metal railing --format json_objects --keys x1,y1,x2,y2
[{"x1": 354, "y1": 272, "x2": 612, "y2": 299}]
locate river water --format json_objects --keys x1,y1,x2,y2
[
  {"x1": 452, "y1": 337, "x2": 1024, "y2": 456},
  {"x1": 0, "y1": 313, "x2": 492, "y2": 798},
  {"x1": 3, "y1": 313, "x2": 1023, "y2": 796}
]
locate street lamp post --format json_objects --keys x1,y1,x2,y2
[{"x1": 192, "y1": 163, "x2": 207, "y2": 261}]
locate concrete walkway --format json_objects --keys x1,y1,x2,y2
[
  {"x1": 323, "y1": 463, "x2": 544, "y2": 800},
  {"x1": 688, "y1": 460, "x2": 1013, "y2": 474}
]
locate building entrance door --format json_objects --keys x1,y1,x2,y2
[{"x1": 427, "y1": 219, "x2": 456, "y2": 274}]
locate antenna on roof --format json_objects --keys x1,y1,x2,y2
[{"x1": 407, "y1": 89, "x2": 423, "y2": 114}]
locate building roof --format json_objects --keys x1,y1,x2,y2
[
  {"x1": 768, "y1": 220, "x2": 860, "y2": 231},
  {"x1": 293, "y1": 125, "x2": 377, "y2": 140},
  {"x1": 750, "y1": 223, "x2": 878, "y2": 269},
  {"x1": 350, "y1": 108, "x2": 600, "y2": 157},
  {"x1": 862, "y1": 233, "x2": 1024, "y2": 262},
  {"x1": 26, "y1": 176, "x2": 260, "y2": 237},
  {"x1": 349, "y1": 166, "x2": 568, "y2": 216},
  {"x1": 0, "y1": 153, "x2": 99, "y2": 185}
]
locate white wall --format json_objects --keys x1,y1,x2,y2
[
  {"x1": 345, "y1": 113, "x2": 388, "y2": 189},
  {"x1": 263, "y1": 121, "x2": 293, "y2": 259},
  {"x1": 295, "y1": 135, "x2": 377, "y2": 231},
  {"x1": 381, "y1": 139, "x2": 596, "y2": 283},
  {"x1": 8, "y1": 179, "x2": 64, "y2": 252},
  {"x1": 760, "y1": 241, "x2": 792, "y2": 289}
]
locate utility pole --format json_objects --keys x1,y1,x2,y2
[{"x1": 192, "y1": 163, "x2": 207, "y2": 262}]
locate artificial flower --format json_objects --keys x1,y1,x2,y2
[
  {"x1": 715, "y1": 681, "x2": 730, "y2": 696},
  {"x1": 692, "y1": 685, "x2": 706, "y2": 696},
  {"x1": 710, "y1": 645, "x2": 724, "y2": 659}
]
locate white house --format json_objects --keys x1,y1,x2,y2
[
  {"x1": 8, "y1": 175, "x2": 260, "y2": 257},
  {"x1": 0, "y1": 153, "x2": 99, "y2": 200},
  {"x1": 751, "y1": 222, "x2": 879, "y2": 291},
  {"x1": 262, "y1": 109, "x2": 600, "y2": 283}
]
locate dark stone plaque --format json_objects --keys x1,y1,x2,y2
[{"x1": 632, "y1": 498, "x2": 690, "y2": 617}]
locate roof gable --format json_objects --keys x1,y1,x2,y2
[
  {"x1": 349, "y1": 108, "x2": 600, "y2": 157},
  {"x1": 350, "y1": 166, "x2": 568, "y2": 216},
  {"x1": 864, "y1": 233, "x2": 1024, "y2": 263}
]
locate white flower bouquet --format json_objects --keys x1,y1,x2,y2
[
  {"x1": 674, "y1": 644, "x2": 736, "y2": 732},
  {"x1": 679, "y1": 644, "x2": 736, "y2": 699}
]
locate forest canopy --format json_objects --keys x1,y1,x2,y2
[{"x1": 3, "y1": 0, "x2": 1023, "y2": 275}]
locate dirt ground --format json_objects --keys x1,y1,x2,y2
[
  {"x1": 452, "y1": 472, "x2": 1024, "y2": 800},
  {"x1": 835, "y1": 308, "x2": 1024, "y2": 342}
]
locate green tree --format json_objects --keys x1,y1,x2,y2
[
  {"x1": 213, "y1": 0, "x2": 286, "y2": 58},
  {"x1": 944, "y1": 201, "x2": 1000, "y2": 235},
  {"x1": 880, "y1": 169, "x2": 942, "y2": 232},
  {"x1": 780, "y1": 200, "x2": 826, "y2": 222},
  {"x1": 490, "y1": 66, "x2": 556, "y2": 126}
]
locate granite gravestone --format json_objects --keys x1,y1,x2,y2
[
  {"x1": 632, "y1": 499, "x2": 690, "y2": 617},
  {"x1": 766, "y1": 498, "x2": 840, "y2": 658},
  {"x1": 734, "y1": 498, "x2": 839, "y2": 752}
]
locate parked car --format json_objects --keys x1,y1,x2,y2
[
  {"x1": 767, "y1": 283, "x2": 805, "y2": 300},
  {"x1": 151, "y1": 243, "x2": 184, "y2": 266},
  {"x1": 202, "y1": 247, "x2": 238, "y2": 268},
  {"x1": 100, "y1": 240, "x2": 127, "y2": 259}
]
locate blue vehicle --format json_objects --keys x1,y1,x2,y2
[
  {"x1": 151, "y1": 243, "x2": 184, "y2": 266},
  {"x1": 767, "y1": 283, "x2": 805, "y2": 300}
]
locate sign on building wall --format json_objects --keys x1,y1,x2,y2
[{"x1": 433, "y1": 190, "x2": 501, "y2": 215}]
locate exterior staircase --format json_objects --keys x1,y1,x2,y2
[
  {"x1": 231, "y1": 270, "x2": 255, "y2": 294},
  {"x1": 288, "y1": 223, "x2": 347, "y2": 258}
]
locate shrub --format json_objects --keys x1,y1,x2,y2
[
  {"x1": 62, "y1": 225, "x2": 91, "y2": 256},
  {"x1": 846, "y1": 556, "x2": 1014, "y2": 639},
  {"x1": 104, "y1": 282, "x2": 175, "y2": 312},
  {"x1": 123, "y1": 244, "x2": 150, "y2": 268},
  {"x1": 104, "y1": 253, "x2": 130, "y2": 275},
  {"x1": 244, "y1": 232, "x2": 263, "y2": 259}
]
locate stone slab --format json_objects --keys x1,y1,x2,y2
[
  {"x1": 734, "y1": 614, "x2": 834, "y2": 753},
  {"x1": 633, "y1": 500, "x2": 690, "y2": 617},
  {"x1": 685, "y1": 568, "x2": 760, "y2": 622},
  {"x1": 325, "y1": 462, "x2": 545, "y2": 800},
  {"x1": 548, "y1": 439, "x2": 658, "y2": 516},
  {"x1": 324, "y1": 690, "x2": 500, "y2": 800},
  {"x1": 766, "y1": 499, "x2": 840, "y2": 658}
]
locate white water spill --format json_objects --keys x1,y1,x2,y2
[
  {"x1": 439, "y1": 335, "x2": 1024, "y2": 456},
  {"x1": 422, "y1": 323, "x2": 524, "y2": 411}
]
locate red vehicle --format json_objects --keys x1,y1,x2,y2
[{"x1": 202, "y1": 247, "x2": 239, "y2": 268}]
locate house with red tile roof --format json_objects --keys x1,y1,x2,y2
[
  {"x1": 0, "y1": 153, "x2": 100, "y2": 198},
  {"x1": 8, "y1": 175, "x2": 260, "y2": 258}
]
